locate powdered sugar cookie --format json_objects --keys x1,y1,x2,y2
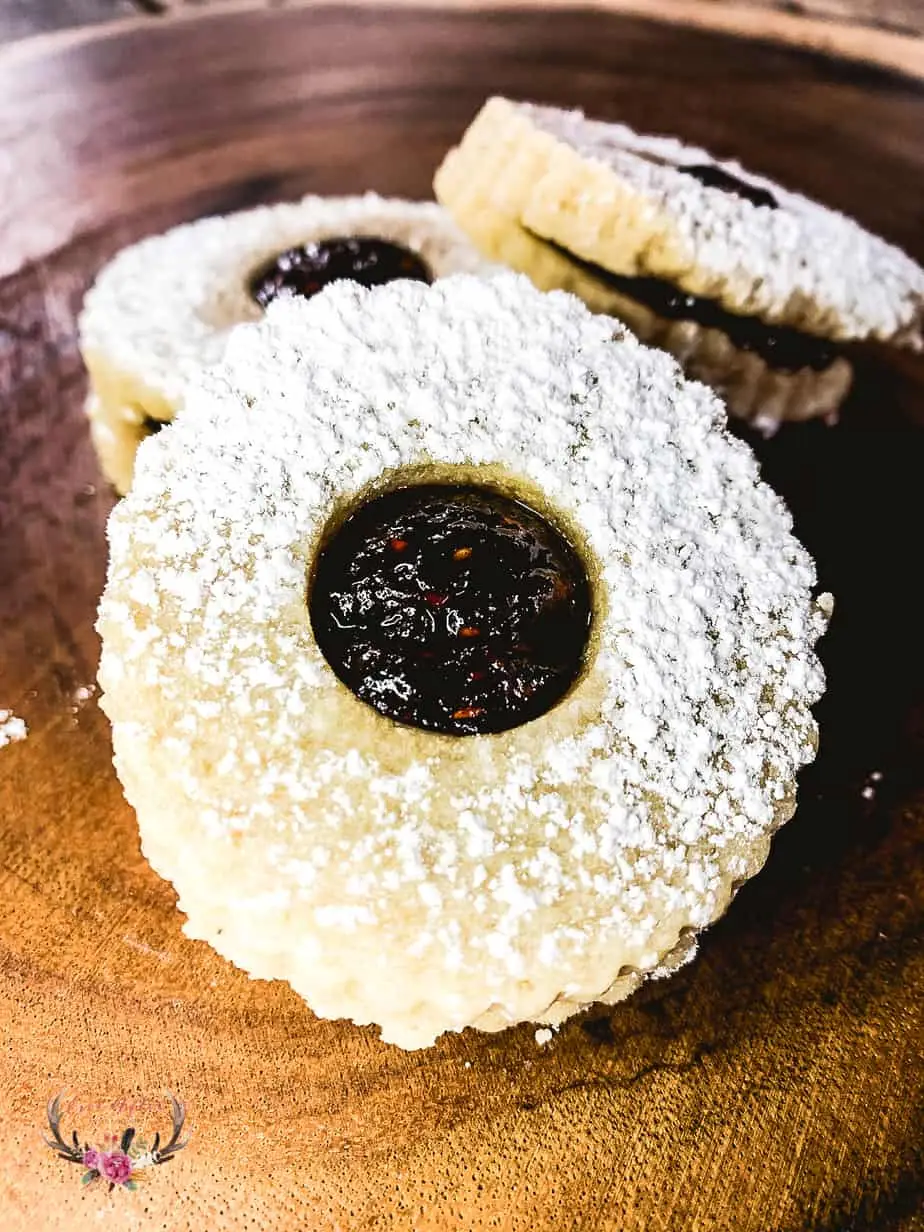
[
  {"x1": 435, "y1": 97, "x2": 924, "y2": 345},
  {"x1": 439, "y1": 197, "x2": 853, "y2": 428},
  {"x1": 98, "y1": 273, "x2": 830, "y2": 1049},
  {"x1": 79, "y1": 193, "x2": 494, "y2": 492}
]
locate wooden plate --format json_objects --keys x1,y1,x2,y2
[{"x1": 2, "y1": 7, "x2": 923, "y2": 1229}]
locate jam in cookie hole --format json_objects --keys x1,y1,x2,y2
[
  {"x1": 249, "y1": 237, "x2": 432, "y2": 308},
  {"x1": 310, "y1": 484, "x2": 593, "y2": 735}
]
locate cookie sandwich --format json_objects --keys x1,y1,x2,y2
[
  {"x1": 79, "y1": 193, "x2": 494, "y2": 492},
  {"x1": 98, "y1": 273, "x2": 831, "y2": 1048},
  {"x1": 435, "y1": 97, "x2": 924, "y2": 429}
]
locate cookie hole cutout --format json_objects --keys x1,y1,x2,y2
[
  {"x1": 309, "y1": 481, "x2": 594, "y2": 736},
  {"x1": 248, "y1": 236, "x2": 432, "y2": 309}
]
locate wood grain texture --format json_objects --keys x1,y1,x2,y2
[
  {"x1": 734, "y1": 0, "x2": 924, "y2": 36},
  {"x1": 133, "y1": 0, "x2": 924, "y2": 37},
  {"x1": 3, "y1": 0, "x2": 924, "y2": 49},
  {"x1": 0, "y1": 0, "x2": 135, "y2": 41},
  {"x1": 1, "y1": 7, "x2": 924, "y2": 1231},
  {"x1": 5, "y1": 2, "x2": 924, "y2": 84}
]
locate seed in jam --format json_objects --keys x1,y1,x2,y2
[
  {"x1": 249, "y1": 237, "x2": 432, "y2": 309},
  {"x1": 310, "y1": 485, "x2": 593, "y2": 735},
  {"x1": 681, "y1": 164, "x2": 778, "y2": 211}
]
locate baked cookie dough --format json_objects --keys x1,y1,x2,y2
[
  {"x1": 435, "y1": 97, "x2": 924, "y2": 425},
  {"x1": 98, "y1": 273, "x2": 830, "y2": 1049},
  {"x1": 79, "y1": 193, "x2": 494, "y2": 492},
  {"x1": 85, "y1": 395, "x2": 163, "y2": 499},
  {"x1": 437, "y1": 199, "x2": 853, "y2": 428},
  {"x1": 435, "y1": 97, "x2": 924, "y2": 343}
]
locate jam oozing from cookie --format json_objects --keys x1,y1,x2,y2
[
  {"x1": 680, "y1": 164, "x2": 778, "y2": 210},
  {"x1": 249, "y1": 237, "x2": 432, "y2": 308},
  {"x1": 612, "y1": 275, "x2": 839, "y2": 370},
  {"x1": 542, "y1": 239, "x2": 839, "y2": 373},
  {"x1": 310, "y1": 485, "x2": 592, "y2": 735}
]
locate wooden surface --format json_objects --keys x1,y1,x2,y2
[
  {"x1": 1, "y1": 6, "x2": 924, "y2": 1230},
  {"x1": 4, "y1": 3, "x2": 924, "y2": 84},
  {"x1": 0, "y1": 0, "x2": 135, "y2": 41},
  {"x1": 3, "y1": 0, "x2": 924, "y2": 45}
]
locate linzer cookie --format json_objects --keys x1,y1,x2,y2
[
  {"x1": 78, "y1": 194, "x2": 494, "y2": 492},
  {"x1": 435, "y1": 97, "x2": 924, "y2": 426},
  {"x1": 97, "y1": 273, "x2": 830, "y2": 1048},
  {"x1": 437, "y1": 195, "x2": 853, "y2": 428}
]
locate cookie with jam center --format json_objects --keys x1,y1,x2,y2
[
  {"x1": 98, "y1": 273, "x2": 830, "y2": 1049},
  {"x1": 435, "y1": 98, "x2": 924, "y2": 422},
  {"x1": 436, "y1": 197, "x2": 853, "y2": 429},
  {"x1": 79, "y1": 194, "x2": 495, "y2": 493}
]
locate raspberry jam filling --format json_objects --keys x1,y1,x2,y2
[
  {"x1": 540, "y1": 238, "x2": 840, "y2": 373},
  {"x1": 605, "y1": 273, "x2": 839, "y2": 371},
  {"x1": 249, "y1": 237, "x2": 432, "y2": 308},
  {"x1": 681, "y1": 164, "x2": 778, "y2": 210},
  {"x1": 310, "y1": 485, "x2": 593, "y2": 735}
]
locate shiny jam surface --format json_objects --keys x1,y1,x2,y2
[
  {"x1": 605, "y1": 273, "x2": 839, "y2": 371},
  {"x1": 249, "y1": 237, "x2": 432, "y2": 308},
  {"x1": 541, "y1": 238, "x2": 839, "y2": 373},
  {"x1": 310, "y1": 485, "x2": 593, "y2": 735}
]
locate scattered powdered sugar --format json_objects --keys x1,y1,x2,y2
[
  {"x1": 534, "y1": 1027, "x2": 555, "y2": 1046},
  {"x1": 79, "y1": 193, "x2": 496, "y2": 416},
  {"x1": 98, "y1": 273, "x2": 830, "y2": 1047},
  {"x1": 69, "y1": 682, "x2": 97, "y2": 721},
  {"x1": 0, "y1": 709, "x2": 28, "y2": 749},
  {"x1": 513, "y1": 99, "x2": 924, "y2": 345}
]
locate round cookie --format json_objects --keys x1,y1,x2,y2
[
  {"x1": 435, "y1": 97, "x2": 924, "y2": 346},
  {"x1": 79, "y1": 193, "x2": 494, "y2": 492},
  {"x1": 438, "y1": 195, "x2": 853, "y2": 430},
  {"x1": 97, "y1": 273, "x2": 830, "y2": 1049}
]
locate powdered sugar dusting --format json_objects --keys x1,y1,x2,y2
[{"x1": 98, "y1": 273, "x2": 829, "y2": 1047}]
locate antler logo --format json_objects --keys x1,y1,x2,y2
[{"x1": 43, "y1": 1092, "x2": 188, "y2": 1192}]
